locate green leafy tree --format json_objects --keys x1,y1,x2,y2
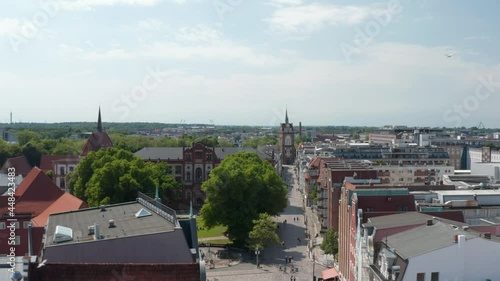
[
  {"x1": 194, "y1": 137, "x2": 219, "y2": 147},
  {"x1": 217, "y1": 139, "x2": 234, "y2": 147},
  {"x1": 69, "y1": 148, "x2": 181, "y2": 206},
  {"x1": 22, "y1": 142, "x2": 42, "y2": 167},
  {"x1": 46, "y1": 170, "x2": 54, "y2": 180},
  {"x1": 17, "y1": 130, "x2": 42, "y2": 146},
  {"x1": 310, "y1": 184, "x2": 318, "y2": 204},
  {"x1": 320, "y1": 229, "x2": 339, "y2": 256},
  {"x1": 200, "y1": 151, "x2": 287, "y2": 246},
  {"x1": 294, "y1": 135, "x2": 310, "y2": 148},
  {"x1": 242, "y1": 136, "x2": 277, "y2": 149},
  {"x1": 248, "y1": 213, "x2": 281, "y2": 250}
]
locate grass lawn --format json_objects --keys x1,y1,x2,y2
[
  {"x1": 196, "y1": 216, "x2": 227, "y2": 239},
  {"x1": 201, "y1": 239, "x2": 232, "y2": 245}
]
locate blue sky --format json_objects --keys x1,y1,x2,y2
[{"x1": 1, "y1": 0, "x2": 500, "y2": 127}]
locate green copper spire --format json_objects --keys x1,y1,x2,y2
[
  {"x1": 285, "y1": 107, "x2": 289, "y2": 124},
  {"x1": 155, "y1": 185, "x2": 159, "y2": 201}
]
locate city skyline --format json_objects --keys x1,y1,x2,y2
[{"x1": 1, "y1": 0, "x2": 500, "y2": 127}]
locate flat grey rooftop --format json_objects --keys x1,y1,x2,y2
[
  {"x1": 363, "y1": 212, "x2": 466, "y2": 229},
  {"x1": 386, "y1": 221, "x2": 477, "y2": 259},
  {"x1": 45, "y1": 201, "x2": 176, "y2": 246}
]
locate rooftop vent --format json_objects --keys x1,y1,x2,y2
[
  {"x1": 135, "y1": 208, "x2": 152, "y2": 218},
  {"x1": 462, "y1": 226, "x2": 469, "y2": 231},
  {"x1": 53, "y1": 225, "x2": 73, "y2": 244},
  {"x1": 100, "y1": 205, "x2": 106, "y2": 212},
  {"x1": 88, "y1": 225, "x2": 94, "y2": 235},
  {"x1": 109, "y1": 219, "x2": 115, "y2": 228},
  {"x1": 484, "y1": 232, "x2": 491, "y2": 240},
  {"x1": 94, "y1": 223, "x2": 101, "y2": 240},
  {"x1": 426, "y1": 219, "x2": 433, "y2": 226}
]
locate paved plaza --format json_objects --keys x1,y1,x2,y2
[{"x1": 206, "y1": 165, "x2": 328, "y2": 281}]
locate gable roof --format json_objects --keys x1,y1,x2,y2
[
  {"x1": 1, "y1": 156, "x2": 32, "y2": 176},
  {"x1": 7, "y1": 167, "x2": 64, "y2": 216},
  {"x1": 81, "y1": 132, "x2": 113, "y2": 156},
  {"x1": 135, "y1": 147, "x2": 184, "y2": 160},
  {"x1": 32, "y1": 192, "x2": 87, "y2": 227}
]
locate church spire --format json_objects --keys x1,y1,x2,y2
[
  {"x1": 97, "y1": 107, "x2": 103, "y2": 132},
  {"x1": 285, "y1": 107, "x2": 289, "y2": 124}
]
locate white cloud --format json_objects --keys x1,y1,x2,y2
[
  {"x1": 175, "y1": 24, "x2": 222, "y2": 42},
  {"x1": 58, "y1": 0, "x2": 164, "y2": 10},
  {"x1": 463, "y1": 35, "x2": 490, "y2": 41},
  {"x1": 0, "y1": 18, "x2": 31, "y2": 36},
  {"x1": 137, "y1": 19, "x2": 167, "y2": 30},
  {"x1": 57, "y1": 25, "x2": 284, "y2": 66},
  {"x1": 265, "y1": 3, "x2": 385, "y2": 34},
  {"x1": 267, "y1": 0, "x2": 302, "y2": 8}
]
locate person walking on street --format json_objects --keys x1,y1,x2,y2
[{"x1": 285, "y1": 255, "x2": 288, "y2": 264}]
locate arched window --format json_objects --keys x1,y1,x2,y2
[
  {"x1": 195, "y1": 168, "x2": 202, "y2": 183},
  {"x1": 59, "y1": 166, "x2": 66, "y2": 176},
  {"x1": 285, "y1": 135, "x2": 292, "y2": 146},
  {"x1": 185, "y1": 190, "x2": 192, "y2": 200},
  {"x1": 186, "y1": 171, "x2": 191, "y2": 181}
]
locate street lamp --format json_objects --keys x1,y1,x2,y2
[{"x1": 312, "y1": 255, "x2": 316, "y2": 281}]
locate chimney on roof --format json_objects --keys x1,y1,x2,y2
[
  {"x1": 484, "y1": 232, "x2": 492, "y2": 239},
  {"x1": 426, "y1": 219, "x2": 433, "y2": 226},
  {"x1": 94, "y1": 223, "x2": 101, "y2": 240},
  {"x1": 454, "y1": 234, "x2": 458, "y2": 243},
  {"x1": 109, "y1": 219, "x2": 115, "y2": 228}
]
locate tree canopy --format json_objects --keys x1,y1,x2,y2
[
  {"x1": 248, "y1": 213, "x2": 281, "y2": 250},
  {"x1": 242, "y1": 136, "x2": 277, "y2": 149},
  {"x1": 320, "y1": 229, "x2": 339, "y2": 257},
  {"x1": 69, "y1": 148, "x2": 181, "y2": 207},
  {"x1": 200, "y1": 151, "x2": 287, "y2": 246}
]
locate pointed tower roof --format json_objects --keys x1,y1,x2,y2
[
  {"x1": 97, "y1": 106, "x2": 103, "y2": 132},
  {"x1": 285, "y1": 107, "x2": 289, "y2": 124}
]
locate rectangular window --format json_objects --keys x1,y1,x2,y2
[
  {"x1": 14, "y1": 236, "x2": 20, "y2": 245},
  {"x1": 23, "y1": 221, "x2": 31, "y2": 229},
  {"x1": 0, "y1": 222, "x2": 5, "y2": 229},
  {"x1": 206, "y1": 153, "x2": 212, "y2": 161},
  {"x1": 417, "y1": 273, "x2": 425, "y2": 281},
  {"x1": 431, "y1": 272, "x2": 439, "y2": 281},
  {"x1": 185, "y1": 153, "x2": 191, "y2": 161},
  {"x1": 195, "y1": 151, "x2": 203, "y2": 159},
  {"x1": 175, "y1": 166, "x2": 182, "y2": 175}
]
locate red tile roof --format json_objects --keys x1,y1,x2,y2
[
  {"x1": 81, "y1": 132, "x2": 113, "y2": 156},
  {"x1": 4, "y1": 167, "x2": 64, "y2": 216},
  {"x1": 1, "y1": 156, "x2": 32, "y2": 176},
  {"x1": 40, "y1": 155, "x2": 80, "y2": 172},
  {"x1": 32, "y1": 192, "x2": 87, "y2": 227}
]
